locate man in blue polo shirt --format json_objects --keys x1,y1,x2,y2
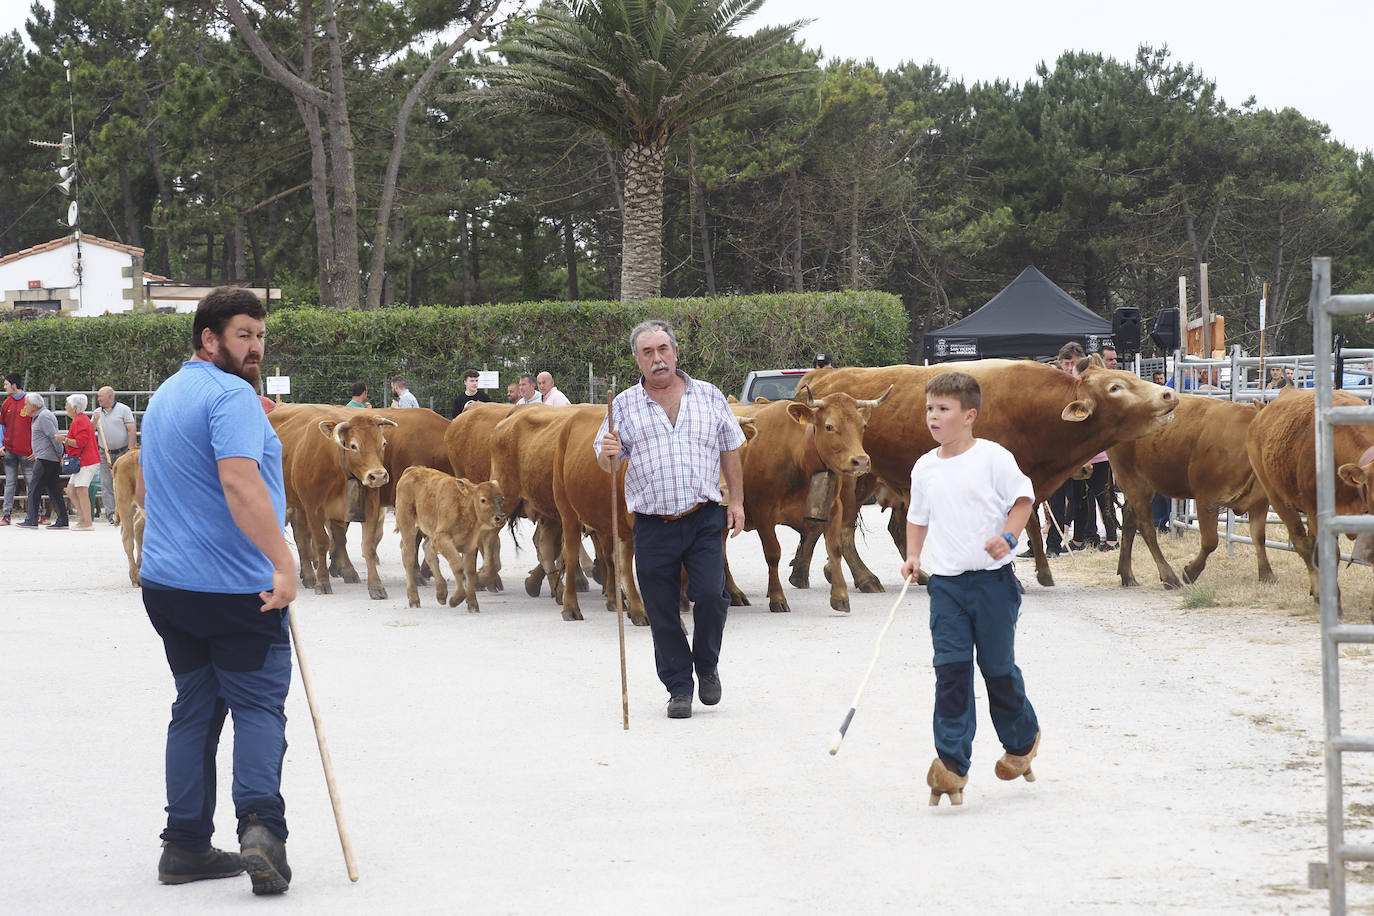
[{"x1": 137, "y1": 287, "x2": 297, "y2": 895}]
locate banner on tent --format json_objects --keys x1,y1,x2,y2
[{"x1": 932, "y1": 337, "x2": 979, "y2": 359}]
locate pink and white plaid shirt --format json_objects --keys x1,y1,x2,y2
[{"x1": 594, "y1": 370, "x2": 746, "y2": 516}]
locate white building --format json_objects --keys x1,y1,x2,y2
[{"x1": 0, "y1": 233, "x2": 274, "y2": 316}]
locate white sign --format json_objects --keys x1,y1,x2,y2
[
  {"x1": 477, "y1": 371, "x2": 500, "y2": 389},
  {"x1": 265, "y1": 376, "x2": 291, "y2": 394}
]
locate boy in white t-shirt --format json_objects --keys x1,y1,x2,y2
[{"x1": 899, "y1": 371, "x2": 1041, "y2": 806}]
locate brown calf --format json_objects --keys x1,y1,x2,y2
[{"x1": 394, "y1": 467, "x2": 507, "y2": 611}]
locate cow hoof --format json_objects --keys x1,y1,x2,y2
[
  {"x1": 467, "y1": 605, "x2": 480, "y2": 614},
  {"x1": 562, "y1": 608, "x2": 584, "y2": 621},
  {"x1": 488, "y1": 576, "x2": 504, "y2": 594},
  {"x1": 408, "y1": 597, "x2": 421, "y2": 608},
  {"x1": 342, "y1": 571, "x2": 361, "y2": 585},
  {"x1": 369, "y1": 587, "x2": 387, "y2": 600},
  {"x1": 856, "y1": 579, "x2": 884, "y2": 594},
  {"x1": 589, "y1": 566, "x2": 605, "y2": 586},
  {"x1": 830, "y1": 597, "x2": 851, "y2": 613},
  {"x1": 314, "y1": 581, "x2": 333, "y2": 595},
  {"x1": 1121, "y1": 578, "x2": 1140, "y2": 588},
  {"x1": 769, "y1": 600, "x2": 791, "y2": 613},
  {"x1": 1162, "y1": 580, "x2": 1181, "y2": 591},
  {"x1": 729, "y1": 593, "x2": 750, "y2": 607},
  {"x1": 629, "y1": 612, "x2": 649, "y2": 627},
  {"x1": 1259, "y1": 571, "x2": 1277, "y2": 584},
  {"x1": 822, "y1": 563, "x2": 833, "y2": 584},
  {"x1": 130, "y1": 575, "x2": 141, "y2": 587},
  {"x1": 524, "y1": 574, "x2": 542, "y2": 598},
  {"x1": 1182, "y1": 567, "x2": 1204, "y2": 584},
  {"x1": 1035, "y1": 571, "x2": 1055, "y2": 588},
  {"x1": 788, "y1": 570, "x2": 811, "y2": 590}
]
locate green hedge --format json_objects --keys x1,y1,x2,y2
[{"x1": 0, "y1": 291, "x2": 907, "y2": 412}]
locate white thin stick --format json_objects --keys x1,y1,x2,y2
[
  {"x1": 288, "y1": 608, "x2": 359, "y2": 882},
  {"x1": 828, "y1": 575, "x2": 914, "y2": 755}
]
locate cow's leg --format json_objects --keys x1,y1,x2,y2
[
  {"x1": 285, "y1": 507, "x2": 315, "y2": 587},
  {"x1": 399, "y1": 516, "x2": 425, "y2": 608},
  {"x1": 133, "y1": 511, "x2": 145, "y2": 584},
  {"x1": 1023, "y1": 508, "x2": 1054, "y2": 588},
  {"x1": 1120, "y1": 491, "x2": 1181, "y2": 589},
  {"x1": 579, "y1": 541, "x2": 597, "y2": 588},
  {"x1": 121, "y1": 513, "x2": 141, "y2": 587},
  {"x1": 1270, "y1": 500, "x2": 1318, "y2": 597},
  {"x1": 430, "y1": 533, "x2": 472, "y2": 611},
  {"x1": 619, "y1": 536, "x2": 648, "y2": 627},
  {"x1": 362, "y1": 494, "x2": 387, "y2": 600},
  {"x1": 418, "y1": 535, "x2": 451, "y2": 606},
  {"x1": 723, "y1": 529, "x2": 750, "y2": 606},
  {"x1": 476, "y1": 527, "x2": 504, "y2": 592},
  {"x1": 462, "y1": 539, "x2": 486, "y2": 613},
  {"x1": 1182, "y1": 503, "x2": 1221, "y2": 585},
  {"x1": 1248, "y1": 499, "x2": 1276, "y2": 583},
  {"x1": 758, "y1": 523, "x2": 790, "y2": 612},
  {"x1": 837, "y1": 479, "x2": 885, "y2": 594},
  {"x1": 327, "y1": 519, "x2": 360, "y2": 584},
  {"x1": 825, "y1": 509, "x2": 853, "y2": 613},
  {"x1": 557, "y1": 512, "x2": 584, "y2": 621},
  {"x1": 789, "y1": 521, "x2": 822, "y2": 589},
  {"x1": 308, "y1": 509, "x2": 333, "y2": 595},
  {"x1": 525, "y1": 518, "x2": 549, "y2": 597}
]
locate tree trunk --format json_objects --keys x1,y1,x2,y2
[
  {"x1": 136, "y1": 95, "x2": 173, "y2": 277},
  {"x1": 563, "y1": 216, "x2": 579, "y2": 300},
  {"x1": 789, "y1": 165, "x2": 804, "y2": 292},
  {"x1": 118, "y1": 166, "x2": 141, "y2": 248},
  {"x1": 364, "y1": 7, "x2": 496, "y2": 309},
  {"x1": 519, "y1": 213, "x2": 540, "y2": 301},
  {"x1": 688, "y1": 137, "x2": 715, "y2": 296},
  {"x1": 459, "y1": 213, "x2": 473, "y2": 306},
  {"x1": 619, "y1": 139, "x2": 668, "y2": 301},
  {"x1": 204, "y1": 233, "x2": 214, "y2": 284},
  {"x1": 232, "y1": 214, "x2": 248, "y2": 282},
  {"x1": 849, "y1": 175, "x2": 860, "y2": 290},
  {"x1": 323, "y1": 0, "x2": 361, "y2": 308}
]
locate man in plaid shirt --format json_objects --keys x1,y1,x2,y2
[{"x1": 596, "y1": 319, "x2": 746, "y2": 719}]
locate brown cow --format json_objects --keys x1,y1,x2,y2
[
  {"x1": 446, "y1": 402, "x2": 519, "y2": 590},
  {"x1": 270, "y1": 405, "x2": 396, "y2": 598},
  {"x1": 1109, "y1": 395, "x2": 1272, "y2": 588},
  {"x1": 797, "y1": 360, "x2": 1178, "y2": 587},
  {"x1": 733, "y1": 387, "x2": 890, "y2": 612},
  {"x1": 1246, "y1": 388, "x2": 1374, "y2": 608},
  {"x1": 488, "y1": 405, "x2": 601, "y2": 603},
  {"x1": 394, "y1": 467, "x2": 506, "y2": 611},
  {"x1": 112, "y1": 448, "x2": 144, "y2": 586},
  {"x1": 551, "y1": 407, "x2": 649, "y2": 625}
]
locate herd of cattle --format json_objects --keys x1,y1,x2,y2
[{"x1": 105, "y1": 358, "x2": 1374, "y2": 617}]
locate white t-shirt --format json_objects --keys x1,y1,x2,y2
[{"x1": 907, "y1": 438, "x2": 1034, "y2": 577}]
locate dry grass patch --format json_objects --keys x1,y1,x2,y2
[{"x1": 1039, "y1": 528, "x2": 1373, "y2": 616}]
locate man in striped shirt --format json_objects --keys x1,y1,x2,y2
[{"x1": 596, "y1": 319, "x2": 746, "y2": 719}]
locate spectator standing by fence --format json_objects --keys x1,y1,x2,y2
[
  {"x1": 16, "y1": 393, "x2": 68, "y2": 529},
  {"x1": 390, "y1": 376, "x2": 419, "y2": 409},
  {"x1": 536, "y1": 371, "x2": 571, "y2": 407},
  {"x1": 345, "y1": 382, "x2": 371, "y2": 408},
  {"x1": 450, "y1": 370, "x2": 490, "y2": 417},
  {"x1": 1, "y1": 372, "x2": 36, "y2": 525},
  {"x1": 58, "y1": 393, "x2": 101, "y2": 530},
  {"x1": 93, "y1": 386, "x2": 137, "y2": 523}
]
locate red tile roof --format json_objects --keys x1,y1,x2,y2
[{"x1": 0, "y1": 233, "x2": 146, "y2": 267}]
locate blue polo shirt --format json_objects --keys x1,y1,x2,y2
[{"x1": 139, "y1": 360, "x2": 285, "y2": 593}]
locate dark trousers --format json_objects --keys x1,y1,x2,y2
[
  {"x1": 1073, "y1": 462, "x2": 1117, "y2": 544},
  {"x1": 1151, "y1": 493, "x2": 1171, "y2": 531},
  {"x1": 927, "y1": 566, "x2": 1039, "y2": 776},
  {"x1": 23, "y1": 458, "x2": 68, "y2": 526},
  {"x1": 144, "y1": 586, "x2": 292, "y2": 847},
  {"x1": 1045, "y1": 480, "x2": 1073, "y2": 552},
  {"x1": 633, "y1": 504, "x2": 729, "y2": 697}
]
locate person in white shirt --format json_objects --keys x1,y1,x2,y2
[
  {"x1": 390, "y1": 376, "x2": 419, "y2": 409},
  {"x1": 536, "y1": 371, "x2": 571, "y2": 407},
  {"x1": 516, "y1": 374, "x2": 542, "y2": 405}
]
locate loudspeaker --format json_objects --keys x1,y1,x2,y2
[
  {"x1": 1112, "y1": 307, "x2": 1141, "y2": 353},
  {"x1": 1150, "y1": 308, "x2": 1180, "y2": 352}
]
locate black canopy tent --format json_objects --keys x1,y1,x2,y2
[{"x1": 923, "y1": 266, "x2": 1114, "y2": 362}]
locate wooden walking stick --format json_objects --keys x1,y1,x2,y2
[
  {"x1": 288, "y1": 607, "x2": 360, "y2": 882},
  {"x1": 607, "y1": 389, "x2": 630, "y2": 730}
]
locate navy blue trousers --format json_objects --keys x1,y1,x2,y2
[
  {"x1": 633, "y1": 504, "x2": 729, "y2": 697},
  {"x1": 144, "y1": 585, "x2": 291, "y2": 848},
  {"x1": 926, "y1": 566, "x2": 1038, "y2": 776}
]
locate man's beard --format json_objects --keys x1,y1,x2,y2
[{"x1": 213, "y1": 350, "x2": 261, "y2": 387}]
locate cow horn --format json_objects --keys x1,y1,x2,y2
[
  {"x1": 376, "y1": 417, "x2": 399, "y2": 428},
  {"x1": 794, "y1": 384, "x2": 824, "y2": 409},
  {"x1": 331, "y1": 420, "x2": 350, "y2": 447},
  {"x1": 856, "y1": 385, "x2": 894, "y2": 410}
]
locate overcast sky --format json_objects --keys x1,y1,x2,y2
[
  {"x1": 755, "y1": 0, "x2": 1374, "y2": 154},
  {"x1": 3, "y1": 0, "x2": 1370, "y2": 154}
]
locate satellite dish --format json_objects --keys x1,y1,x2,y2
[{"x1": 66, "y1": 201, "x2": 78, "y2": 227}]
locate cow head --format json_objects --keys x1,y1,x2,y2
[
  {"x1": 462, "y1": 479, "x2": 507, "y2": 531},
  {"x1": 1337, "y1": 446, "x2": 1374, "y2": 565},
  {"x1": 318, "y1": 416, "x2": 396, "y2": 488},
  {"x1": 789, "y1": 385, "x2": 892, "y2": 476},
  {"x1": 1060, "y1": 368, "x2": 1176, "y2": 439}
]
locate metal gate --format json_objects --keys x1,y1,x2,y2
[{"x1": 1309, "y1": 256, "x2": 1374, "y2": 912}]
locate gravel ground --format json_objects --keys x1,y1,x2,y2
[{"x1": 3, "y1": 506, "x2": 1371, "y2": 914}]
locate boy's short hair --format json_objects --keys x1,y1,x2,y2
[
  {"x1": 463, "y1": 369, "x2": 480, "y2": 380},
  {"x1": 1057, "y1": 341, "x2": 1086, "y2": 363},
  {"x1": 925, "y1": 371, "x2": 981, "y2": 413},
  {"x1": 351, "y1": 381, "x2": 368, "y2": 398}
]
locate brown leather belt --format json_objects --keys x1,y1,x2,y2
[{"x1": 650, "y1": 503, "x2": 705, "y2": 523}]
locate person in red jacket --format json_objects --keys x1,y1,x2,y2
[
  {"x1": 56, "y1": 393, "x2": 101, "y2": 530},
  {"x1": 1, "y1": 372, "x2": 36, "y2": 525}
]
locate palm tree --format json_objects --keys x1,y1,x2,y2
[{"x1": 479, "y1": 0, "x2": 807, "y2": 301}]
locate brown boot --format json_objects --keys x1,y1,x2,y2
[
  {"x1": 927, "y1": 757, "x2": 968, "y2": 806},
  {"x1": 995, "y1": 731, "x2": 1041, "y2": 782}
]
